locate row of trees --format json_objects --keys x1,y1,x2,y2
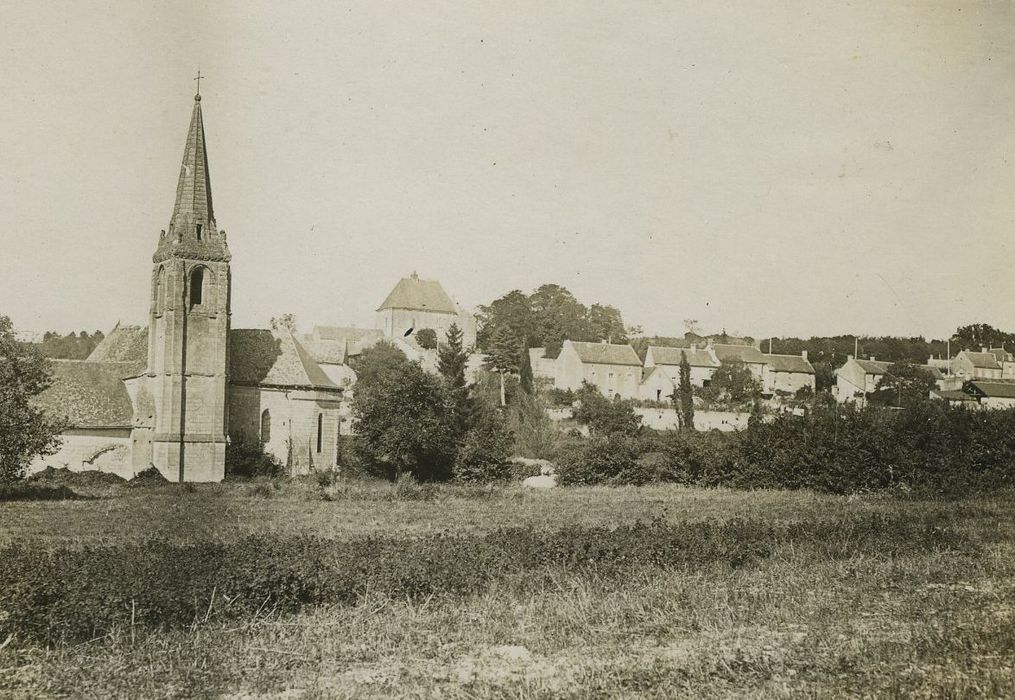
[{"x1": 34, "y1": 330, "x2": 106, "y2": 360}]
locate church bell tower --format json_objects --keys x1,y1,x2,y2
[{"x1": 145, "y1": 89, "x2": 230, "y2": 482}]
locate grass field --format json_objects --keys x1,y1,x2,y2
[{"x1": 1, "y1": 479, "x2": 1013, "y2": 698}]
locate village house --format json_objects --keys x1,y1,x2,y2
[
  {"x1": 527, "y1": 347, "x2": 558, "y2": 381},
  {"x1": 643, "y1": 345, "x2": 721, "y2": 388},
  {"x1": 835, "y1": 356, "x2": 946, "y2": 406},
  {"x1": 761, "y1": 352, "x2": 816, "y2": 396},
  {"x1": 711, "y1": 343, "x2": 768, "y2": 382},
  {"x1": 961, "y1": 379, "x2": 1015, "y2": 409},
  {"x1": 950, "y1": 349, "x2": 1004, "y2": 380},
  {"x1": 554, "y1": 340, "x2": 642, "y2": 399}
]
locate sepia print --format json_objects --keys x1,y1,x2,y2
[{"x1": 1, "y1": 2, "x2": 1013, "y2": 697}]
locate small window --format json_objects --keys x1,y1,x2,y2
[
  {"x1": 189, "y1": 267, "x2": 204, "y2": 308},
  {"x1": 316, "y1": 414, "x2": 323, "y2": 453},
  {"x1": 260, "y1": 409, "x2": 271, "y2": 443},
  {"x1": 196, "y1": 223, "x2": 203, "y2": 241}
]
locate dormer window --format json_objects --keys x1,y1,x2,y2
[{"x1": 196, "y1": 223, "x2": 203, "y2": 241}]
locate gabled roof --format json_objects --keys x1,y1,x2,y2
[
  {"x1": 960, "y1": 351, "x2": 1002, "y2": 370},
  {"x1": 854, "y1": 358, "x2": 943, "y2": 380},
  {"x1": 34, "y1": 360, "x2": 137, "y2": 428},
  {"x1": 712, "y1": 344, "x2": 766, "y2": 365},
  {"x1": 566, "y1": 341, "x2": 641, "y2": 367},
  {"x1": 647, "y1": 346, "x2": 719, "y2": 368},
  {"x1": 642, "y1": 365, "x2": 673, "y2": 384},
  {"x1": 763, "y1": 353, "x2": 815, "y2": 374},
  {"x1": 229, "y1": 329, "x2": 340, "y2": 391},
  {"x1": 988, "y1": 348, "x2": 1014, "y2": 363},
  {"x1": 377, "y1": 275, "x2": 458, "y2": 314},
  {"x1": 966, "y1": 380, "x2": 1015, "y2": 399},
  {"x1": 87, "y1": 324, "x2": 148, "y2": 369}
]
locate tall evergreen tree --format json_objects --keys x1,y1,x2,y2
[
  {"x1": 437, "y1": 323, "x2": 467, "y2": 393},
  {"x1": 677, "y1": 350, "x2": 695, "y2": 430},
  {"x1": 483, "y1": 325, "x2": 520, "y2": 406},
  {"x1": 519, "y1": 341, "x2": 534, "y2": 395}
]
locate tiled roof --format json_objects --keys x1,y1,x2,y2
[
  {"x1": 34, "y1": 360, "x2": 136, "y2": 428},
  {"x1": 87, "y1": 324, "x2": 148, "y2": 369},
  {"x1": 566, "y1": 341, "x2": 641, "y2": 366},
  {"x1": 931, "y1": 389, "x2": 978, "y2": 402},
  {"x1": 763, "y1": 353, "x2": 815, "y2": 374},
  {"x1": 855, "y1": 359, "x2": 943, "y2": 380},
  {"x1": 647, "y1": 346, "x2": 719, "y2": 368},
  {"x1": 962, "y1": 351, "x2": 1002, "y2": 370},
  {"x1": 377, "y1": 275, "x2": 458, "y2": 314},
  {"x1": 712, "y1": 344, "x2": 766, "y2": 365},
  {"x1": 988, "y1": 348, "x2": 1014, "y2": 363},
  {"x1": 967, "y1": 380, "x2": 1015, "y2": 399},
  {"x1": 229, "y1": 329, "x2": 340, "y2": 391},
  {"x1": 305, "y1": 326, "x2": 384, "y2": 362}
]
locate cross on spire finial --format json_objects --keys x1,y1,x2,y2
[{"x1": 193, "y1": 69, "x2": 205, "y2": 98}]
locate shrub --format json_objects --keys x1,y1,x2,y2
[
  {"x1": 572, "y1": 382, "x2": 642, "y2": 437},
  {"x1": 556, "y1": 435, "x2": 641, "y2": 486},
  {"x1": 129, "y1": 466, "x2": 169, "y2": 487},
  {"x1": 453, "y1": 409, "x2": 513, "y2": 483},
  {"x1": 225, "y1": 440, "x2": 284, "y2": 479}
]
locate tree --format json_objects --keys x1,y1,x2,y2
[
  {"x1": 437, "y1": 323, "x2": 467, "y2": 392},
  {"x1": 352, "y1": 355, "x2": 456, "y2": 482},
  {"x1": 572, "y1": 381, "x2": 642, "y2": 437},
  {"x1": 483, "y1": 325, "x2": 520, "y2": 406},
  {"x1": 348, "y1": 341, "x2": 409, "y2": 388},
  {"x1": 518, "y1": 342, "x2": 534, "y2": 395},
  {"x1": 476, "y1": 289, "x2": 536, "y2": 352},
  {"x1": 415, "y1": 328, "x2": 438, "y2": 350},
  {"x1": 0, "y1": 315, "x2": 66, "y2": 482},
  {"x1": 675, "y1": 350, "x2": 695, "y2": 430},
  {"x1": 587, "y1": 304, "x2": 628, "y2": 344},
  {"x1": 699, "y1": 360, "x2": 762, "y2": 408},
  {"x1": 870, "y1": 360, "x2": 936, "y2": 408},
  {"x1": 270, "y1": 313, "x2": 298, "y2": 333}
]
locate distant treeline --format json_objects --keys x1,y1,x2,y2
[{"x1": 30, "y1": 331, "x2": 106, "y2": 360}]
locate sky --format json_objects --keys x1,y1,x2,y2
[{"x1": 1, "y1": 1, "x2": 1013, "y2": 340}]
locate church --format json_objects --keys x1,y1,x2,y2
[{"x1": 33, "y1": 91, "x2": 475, "y2": 482}]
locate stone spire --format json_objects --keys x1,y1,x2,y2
[
  {"x1": 154, "y1": 92, "x2": 229, "y2": 263},
  {"x1": 171, "y1": 94, "x2": 215, "y2": 232}
]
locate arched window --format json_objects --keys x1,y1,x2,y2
[
  {"x1": 316, "y1": 413, "x2": 323, "y2": 453},
  {"x1": 260, "y1": 409, "x2": 271, "y2": 443},
  {"x1": 189, "y1": 267, "x2": 205, "y2": 309}
]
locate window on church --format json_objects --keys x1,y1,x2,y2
[
  {"x1": 260, "y1": 409, "x2": 271, "y2": 443},
  {"x1": 316, "y1": 414, "x2": 323, "y2": 454},
  {"x1": 196, "y1": 223, "x2": 203, "y2": 241},
  {"x1": 189, "y1": 267, "x2": 204, "y2": 309}
]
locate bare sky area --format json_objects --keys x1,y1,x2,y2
[{"x1": 1, "y1": 1, "x2": 1013, "y2": 340}]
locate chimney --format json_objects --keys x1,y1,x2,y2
[
  {"x1": 801, "y1": 350, "x2": 808, "y2": 361},
  {"x1": 847, "y1": 354, "x2": 854, "y2": 361},
  {"x1": 982, "y1": 347, "x2": 988, "y2": 353},
  {"x1": 870, "y1": 355, "x2": 876, "y2": 362},
  {"x1": 690, "y1": 342, "x2": 697, "y2": 351}
]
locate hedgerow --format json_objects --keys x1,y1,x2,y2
[
  {"x1": 557, "y1": 403, "x2": 1015, "y2": 494},
  {"x1": 0, "y1": 513, "x2": 971, "y2": 647}
]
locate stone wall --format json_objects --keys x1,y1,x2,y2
[{"x1": 29, "y1": 430, "x2": 134, "y2": 480}]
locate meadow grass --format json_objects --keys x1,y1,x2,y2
[{"x1": 0, "y1": 480, "x2": 1012, "y2": 698}]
